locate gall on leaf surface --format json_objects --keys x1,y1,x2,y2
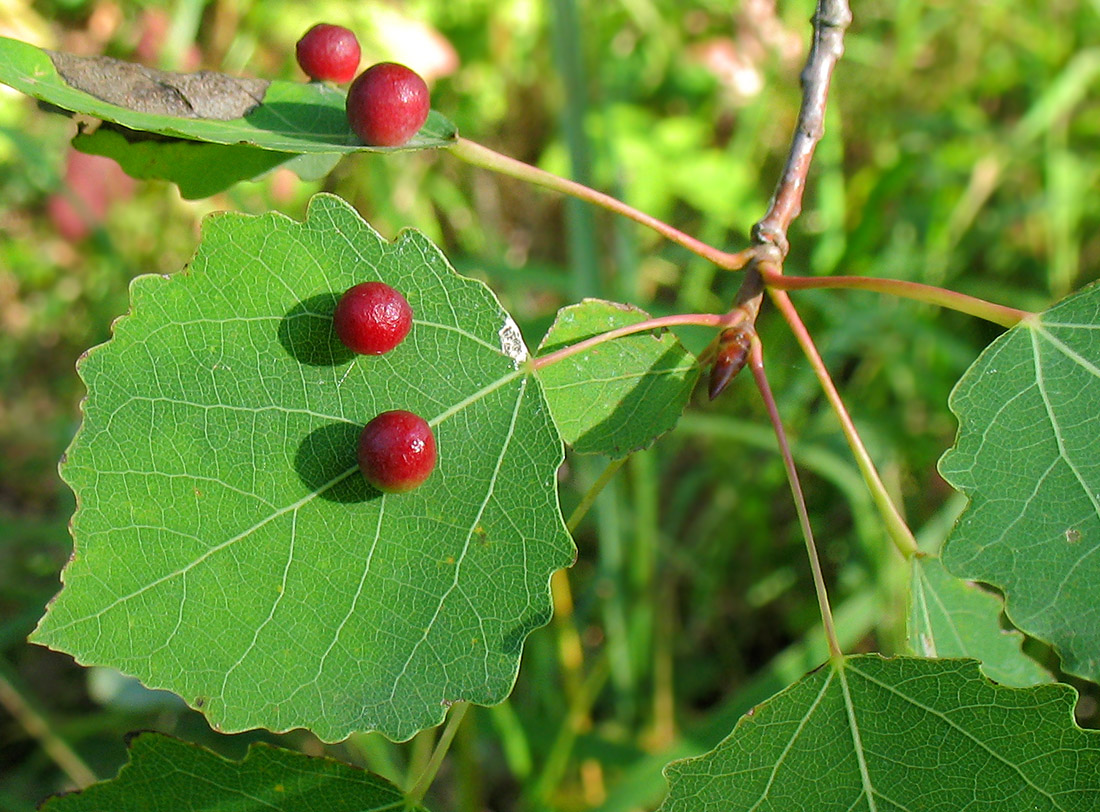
[
  {"x1": 661, "y1": 656, "x2": 1100, "y2": 812},
  {"x1": 40, "y1": 731, "x2": 423, "y2": 812},
  {"x1": 0, "y1": 36, "x2": 456, "y2": 154},
  {"x1": 535, "y1": 299, "x2": 699, "y2": 458},
  {"x1": 31, "y1": 193, "x2": 574, "y2": 742},
  {"x1": 939, "y1": 281, "x2": 1100, "y2": 682}
]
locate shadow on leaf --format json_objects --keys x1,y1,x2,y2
[
  {"x1": 294, "y1": 422, "x2": 379, "y2": 503},
  {"x1": 569, "y1": 342, "x2": 698, "y2": 458},
  {"x1": 500, "y1": 603, "x2": 553, "y2": 658},
  {"x1": 278, "y1": 293, "x2": 355, "y2": 367}
]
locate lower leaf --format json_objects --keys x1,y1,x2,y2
[
  {"x1": 662, "y1": 655, "x2": 1100, "y2": 811},
  {"x1": 42, "y1": 732, "x2": 424, "y2": 812}
]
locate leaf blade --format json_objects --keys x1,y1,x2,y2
[
  {"x1": 908, "y1": 556, "x2": 1051, "y2": 687},
  {"x1": 41, "y1": 731, "x2": 424, "y2": 812},
  {"x1": 661, "y1": 656, "x2": 1100, "y2": 811},
  {"x1": 32, "y1": 194, "x2": 573, "y2": 742},
  {"x1": 939, "y1": 282, "x2": 1100, "y2": 681},
  {"x1": 535, "y1": 299, "x2": 699, "y2": 458},
  {"x1": 0, "y1": 37, "x2": 456, "y2": 154},
  {"x1": 72, "y1": 127, "x2": 296, "y2": 199}
]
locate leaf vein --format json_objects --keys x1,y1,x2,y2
[
  {"x1": 846, "y1": 662, "x2": 1066, "y2": 809},
  {"x1": 387, "y1": 376, "x2": 529, "y2": 701}
]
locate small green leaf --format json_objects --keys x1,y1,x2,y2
[
  {"x1": 535, "y1": 299, "x2": 699, "y2": 458},
  {"x1": 73, "y1": 126, "x2": 293, "y2": 199},
  {"x1": 939, "y1": 281, "x2": 1100, "y2": 681},
  {"x1": 41, "y1": 731, "x2": 423, "y2": 812},
  {"x1": 0, "y1": 37, "x2": 456, "y2": 154},
  {"x1": 661, "y1": 656, "x2": 1100, "y2": 811},
  {"x1": 32, "y1": 193, "x2": 573, "y2": 742},
  {"x1": 908, "y1": 556, "x2": 1051, "y2": 687}
]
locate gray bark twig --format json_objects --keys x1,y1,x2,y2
[
  {"x1": 711, "y1": 0, "x2": 853, "y2": 399},
  {"x1": 752, "y1": 0, "x2": 853, "y2": 257}
]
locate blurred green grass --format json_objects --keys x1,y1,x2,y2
[{"x1": 1, "y1": 0, "x2": 1098, "y2": 809}]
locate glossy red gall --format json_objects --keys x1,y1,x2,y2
[
  {"x1": 333, "y1": 281, "x2": 413, "y2": 355},
  {"x1": 358, "y1": 410, "x2": 437, "y2": 493},
  {"x1": 296, "y1": 24, "x2": 361, "y2": 83},
  {"x1": 346, "y1": 62, "x2": 430, "y2": 147}
]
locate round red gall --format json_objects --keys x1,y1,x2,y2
[
  {"x1": 358, "y1": 410, "x2": 437, "y2": 493},
  {"x1": 333, "y1": 281, "x2": 413, "y2": 355},
  {"x1": 346, "y1": 62, "x2": 430, "y2": 147},
  {"x1": 296, "y1": 24, "x2": 361, "y2": 83}
]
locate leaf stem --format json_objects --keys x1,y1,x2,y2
[
  {"x1": 748, "y1": 338, "x2": 842, "y2": 660},
  {"x1": 768, "y1": 288, "x2": 920, "y2": 559},
  {"x1": 761, "y1": 270, "x2": 1030, "y2": 327},
  {"x1": 406, "y1": 701, "x2": 470, "y2": 807},
  {"x1": 533, "y1": 313, "x2": 728, "y2": 372},
  {"x1": 449, "y1": 138, "x2": 753, "y2": 271}
]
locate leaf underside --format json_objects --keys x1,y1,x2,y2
[
  {"x1": 32, "y1": 193, "x2": 574, "y2": 742},
  {"x1": 73, "y1": 126, "x2": 294, "y2": 199},
  {"x1": 908, "y1": 555, "x2": 1051, "y2": 688}
]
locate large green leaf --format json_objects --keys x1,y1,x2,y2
[
  {"x1": 31, "y1": 193, "x2": 574, "y2": 742},
  {"x1": 535, "y1": 299, "x2": 699, "y2": 458},
  {"x1": 41, "y1": 731, "x2": 422, "y2": 811},
  {"x1": 908, "y1": 556, "x2": 1051, "y2": 687},
  {"x1": 661, "y1": 656, "x2": 1100, "y2": 811},
  {"x1": 0, "y1": 37, "x2": 456, "y2": 154},
  {"x1": 939, "y1": 282, "x2": 1100, "y2": 681}
]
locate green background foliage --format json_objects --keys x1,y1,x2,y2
[{"x1": 1, "y1": 0, "x2": 1099, "y2": 810}]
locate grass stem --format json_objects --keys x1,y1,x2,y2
[{"x1": 0, "y1": 667, "x2": 97, "y2": 789}]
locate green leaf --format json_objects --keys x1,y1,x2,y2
[
  {"x1": 535, "y1": 299, "x2": 699, "y2": 458},
  {"x1": 908, "y1": 556, "x2": 1051, "y2": 687},
  {"x1": 0, "y1": 37, "x2": 456, "y2": 154},
  {"x1": 661, "y1": 655, "x2": 1100, "y2": 811},
  {"x1": 282, "y1": 152, "x2": 346, "y2": 182},
  {"x1": 31, "y1": 193, "x2": 574, "y2": 742},
  {"x1": 41, "y1": 731, "x2": 423, "y2": 812},
  {"x1": 73, "y1": 126, "x2": 293, "y2": 200},
  {"x1": 939, "y1": 281, "x2": 1100, "y2": 682}
]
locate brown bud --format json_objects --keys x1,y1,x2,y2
[{"x1": 708, "y1": 326, "x2": 754, "y2": 400}]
